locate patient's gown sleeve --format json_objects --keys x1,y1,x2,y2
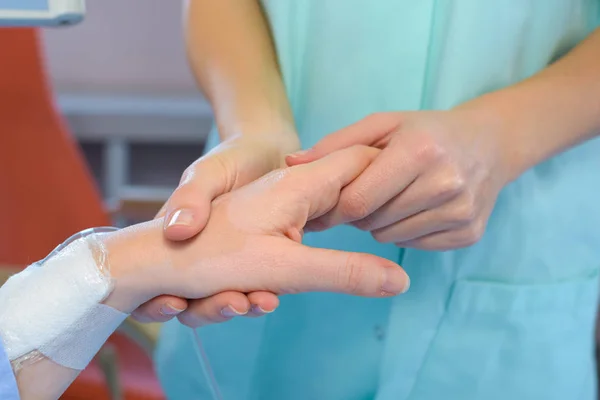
[{"x1": 0, "y1": 339, "x2": 19, "y2": 399}]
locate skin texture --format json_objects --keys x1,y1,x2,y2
[
  {"x1": 287, "y1": 109, "x2": 508, "y2": 250},
  {"x1": 14, "y1": 146, "x2": 409, "y2": 400},
  {"x1": 135, "y1": 0, "x2": 298, "y2": 324},
  {"x1": 286, "y1": 28, "x2": 600, "y2": 250},
  {"x1": 107, "y1": 146, "x2": 409, "y2": 316},
  {"x1": 136, "y1": 16, "x2": 600, "y2": 321}
]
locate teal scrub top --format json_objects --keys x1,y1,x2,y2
[{"x1": 156, "y1": 1, "x2": 600, "y2": 399}]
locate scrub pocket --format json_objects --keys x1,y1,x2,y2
[{"x1": 407, "y1": 273, "x2": 599, "y2": 400}]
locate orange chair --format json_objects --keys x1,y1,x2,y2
[
  {"x1": 0, "y1": 28, "x2": 164, "y2": 400},
  {"x1": 0, "y1": 28, "x2": 109, "y2": 265}
]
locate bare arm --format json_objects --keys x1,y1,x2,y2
[
  {"x1": 143, "y1": 1, "x2": 302, "y2": 315},
  {"x1": 5, "y1": 148, "x2": 409, "y2": 399},
  {"x1": 185, "y1": 0, "x2": 298, "y2": 151},
  {"x1": 464, "y1": 28, "x2": 600, "y2": 180}
]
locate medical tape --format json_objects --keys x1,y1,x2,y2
[{"x1": 0, "y1": 233, "x2": 127, "y2": 371}]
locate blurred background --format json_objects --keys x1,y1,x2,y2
[
  {"x1": 44, "y1": 0, "x2": 210, "y2": 225},
  {"x1": 2, "y1": 1, "x2": 600, "y2": 399},
  {"x1": 0, "y1": 1, "x2": 211, "y2": 399}
]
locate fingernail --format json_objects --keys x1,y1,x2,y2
[
  {"x1": 160, "y1": 303, "x2": 185, "y2": 316},
  {"x1": 221, "y1": 305, "x2": 247, "y2": 318},
  {"x1": 251, "y1": 304, "x2": 274, "y2": 314},
  {"x1": 167, "y1": 209, "x2": 194, "y2": 228},
  {"x1": 286, "y1": 148, "x2": 312, "y2": 158},
  {"x1": 381, "y1": 269, "x2": 410, "y2": 295}
]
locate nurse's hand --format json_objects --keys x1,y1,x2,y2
[
  {"x1": 133, "y1": 134, "x2": 298, "y2": 324},
  {"x1": 286, "y1": 109, "x2": 514, "y2": 250},
  {"x1": 160, "y1": 134, "x2": 299, "y2": 239},
  {"x1": 106, "y1": 146, "x2": 409, "y2": 327}
]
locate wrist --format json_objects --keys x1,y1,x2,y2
[
  {"x1": 218, "y1": 118, "x2": 300, "y2": 155},
  {"x1": 101, "y1": 221, "x2": 169, "y2": 313},
  {"x1": 456, "y1": 91, "x2": 535, "y2": 183},
  {"x1": 459, "y1": 66, "x2": 600, "y2": 182}
]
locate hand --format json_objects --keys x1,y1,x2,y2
[
  {"x1": 287, "y1": 108, "x2": 513, "y2": 250},
  {"x1": 160, "y1": 133, "x2": 299, "y2": 239},
  {"x1": 133, "y1": 133, "x2": 300, "y2": 324},
  {"x1": 105, "y1": 146, "x2": 409, "y2": 326}
]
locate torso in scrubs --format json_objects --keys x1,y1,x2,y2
[{"x1": 156, "y1": 1, "x2": 600, "y2": 399}]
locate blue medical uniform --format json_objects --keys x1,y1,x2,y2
[{"x1": 156, "y1": 1, "x2": 600, "y2": 399}]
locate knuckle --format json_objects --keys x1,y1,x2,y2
[
  {"x1": 339, "y1": 190, "x2": 371, "y2": 221},
  {"x1": 452, "y1": 195, "x2": 477, "y2": 224},
  {"x1": 415, "y1": 135, "x2": 446, "y2": 164},
  {"x1": 460, "y1": 221, "x2": 485, "y2": 247},
  {"x1": 438, "y1": 169, "x2": 466, "y2": 198},
  {"x1": 338, "y1": 253, "x2": 366, "y2": 294}
]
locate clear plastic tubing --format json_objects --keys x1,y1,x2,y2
[{"x1": 38, "y1": 227, "x2": 223, "y2": 398}]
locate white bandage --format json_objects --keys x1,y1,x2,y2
[{"x1": 0, "y1": 233, "x2": 128, "y2": 371}]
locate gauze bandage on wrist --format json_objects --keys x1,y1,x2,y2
[{"x1": 0, "y1": 228, "x2": 128, "y2": 371}]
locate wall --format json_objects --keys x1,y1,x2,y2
[{"x1": 41, "y1": 0, "x2": 198, "y2": 95}]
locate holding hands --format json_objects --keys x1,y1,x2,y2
[
  {"x1": 136, "y1": 104, "x2": 518, "y2": 325},
  {"x1": 287, "y1": 108, "x2": 514, "y2": 251},
  {"x1": 120, "y1": 146, "x2": 409, "y2": 327}
]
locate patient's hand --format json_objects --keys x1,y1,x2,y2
[{"x1": 106, "y1": 146, "x2": 410, "y2": 327}]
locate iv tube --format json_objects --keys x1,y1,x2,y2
[
  {"x1": 192, "y1": 328, "x2": 224, "y2": 400},
  {"x1": 42, "y1": 228, "x2": 224, "y2": 398}
]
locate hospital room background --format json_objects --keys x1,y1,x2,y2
[
  {"x1": 1, "y1": 1, "x2": 206, "y2": 398},
  {"x1": 1, "y1": 1, "x2": 600, "y2": 399}
]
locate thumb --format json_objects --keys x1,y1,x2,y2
[
  {"x1": 286, "y1": 112, "x2": 400, "y2": 166},
  {"x1": 163, "y1": 158, "x2": 228, "y2": 241},
  {"x1": 261, "y1": 242, "x2": 410, "y2": 297}
]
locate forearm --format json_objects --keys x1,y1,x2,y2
[
  {"x1": 463, "y1": 28, "x2": 600, "y2": 180},
  {"x1": 2, "y1": 224, "x2": 163, "y2": 400},
  {"x1": 185, "y1": 0, "x2": 298, "y2": 151},
  {"x1": 14, "y1": 360, "x2": 78, "y2": 400}
]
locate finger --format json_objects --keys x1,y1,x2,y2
[
  {"x1": 235, "y1": 241, "x2": 410, "y2": 297},
  {"x1": 177, "y1": 291, "x2": 251, "y2": 328},
  {"x1": 290, "y1": 244, "x2": 410, "y2": 296},
  {"x1": 286, "y1": 113, "x2": 400, "y2": 165},
  {"x1": 371, "y1": 209, "x2": 459, "y2": 244},
  {"x1": 395, "y1": 225, "x2": 481, "y2": 251},
  {"x1": 312, "y1": 143, "x2": 419, "y2": 229},
  {"x1": 247, "y1": 291, "x2": 280, "y2": 317},
  {"x1": 131, "y1": 295, "x2": 188, "y2": 323},
  {"x1": 396, "y1": 205, "x2": 491, "y2": 251},
  {"x1": 352, "y1": 170, "x2": 461, "y2": 231},
  {"x1": 162, "y1": 157, "x2": 228, "y2": 241},
  {"x1": 372, "y1": 189, "x2": 485, "y2": 243},
  {"x1": 291, "y1": 145, "x2": 381, "y2": 220}
]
